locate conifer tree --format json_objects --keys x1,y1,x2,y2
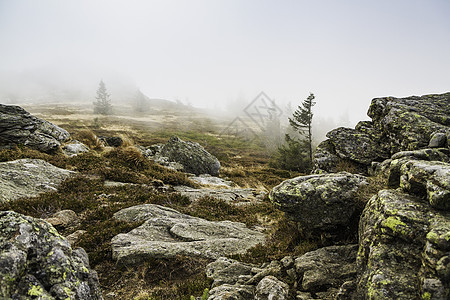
[
  {"x1": 93, "y1": 80, "x2": 112, "y2": 115},
  {"x1": 288, "y1": 93, "x2": 316, "y2": 166}
]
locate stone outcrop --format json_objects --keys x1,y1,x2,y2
[
  {"x1": 0, "y1": 159, "x2": 74, "y2": 203},
  {"x1": 111, "y1": 204, "x2": 265, "y2": 265},
  {"x1": 205, "y1": 244, "x2": 358, "y2": 300},
  {"x1": 269, "y1": 172, "x2": 367, "y2": 234},
  {"x1": 141, "y1": 136, "x2": 221, "y2": 175},
  {"x1": 0, "y1": 104, "x2": 70, "y2": 153},
  {"x1": 0, "y1": 211, "x2": 102, "y2": 299},
  {"x1": 314, "y1": 93, "x2": 450, "y2": 173}
]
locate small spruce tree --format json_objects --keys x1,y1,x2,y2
[
  {"x1": 289, "y1": 92, "x2": 316, "y2": 166},
  {"x1": 93, "y1": 80, "x2": 112, "y2": 115}
]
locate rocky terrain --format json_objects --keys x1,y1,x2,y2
[{"x1": 0, "y1": 93, "x2": 449, "y2": 299}]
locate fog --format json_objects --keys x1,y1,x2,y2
[{"x1": 1, "y1": 0, "x2": 449, "y2": 126}]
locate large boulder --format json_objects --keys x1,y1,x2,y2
[
  {"x1": 0, "y1": 104, "x2": 70, "y2": 153},
  {"x1": 160, "y1": 136, "x2": 221, "y2": 176},
  {"x1": 110, "y1": 204, "x2": 265, "y2": 265},
  {"x1": 357, "y1": 189, "x2": 449, "y2": 299},
  {"x1": 0, "y1": 159, "x2": 74, "y2": 203},
  {"x1": 0, "y1": 211, "x2": 102, "y2": 299},
  {"x1": 313, "y1": 93, "x2": 450, "y2": 173},
  {"x1": 269, "y1": 172, "x2": 367, "y2": 234}
]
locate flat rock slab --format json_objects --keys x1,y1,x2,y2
[
  {"x1": 0, "y1": 159, "x2": 74, "y2": 203},
  {"x1": 111, "y1": 204, "x2": 265, "y2": 265},
  {"x1": 174, "y1": 186, "x2": 265, "y2": 205}
]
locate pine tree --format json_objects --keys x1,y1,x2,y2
[
  {"x1": 93, "y1": 80, "x2": 112, "y2": 115},
  {"x1": 288, "y1": 93, "x2": 316, "y2": 166}
]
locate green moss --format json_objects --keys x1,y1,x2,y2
[
  {"x1": 28, "y1": 285, "x2": 43, "y2": 296},
  {"x1": 381, "y1": 216, "x2": 408, "y2": 236},
  {"x1": 422, "y1": 292, "x2": 432, "y2": 300}
]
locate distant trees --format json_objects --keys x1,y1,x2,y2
[
  {"x1": 133, "y1": 89, "x2": 150, "y2": 113},
  {"x1": 270, "y1": 93, "x2": 316, "y2": 172},
  {"x1": 93, "y1": 80, "x2": 112, "y2": 115}
]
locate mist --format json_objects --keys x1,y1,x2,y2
[{"x1": 1, "y1": 0, "x2": 449, "y2": 128}]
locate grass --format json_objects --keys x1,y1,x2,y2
[{"x1": 0, "y1": 103, "x2": 333, "y2": 299}]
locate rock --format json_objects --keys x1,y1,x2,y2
[
  {"x1": 367, "y1": 93, "x2": 450, "y2": 153},
  {"x1": 398, "y1": 160, "x2": 450, "y2": 210},
  {"x1": 429, "y1": 132, "x2": 448, "y2": 148},
  {"x1": 0, "y1": 211, "x2": 102, "y2": 299},
  {"x1": 206, "y1": 257, "x2": 257, "y2": 287},
  {"x1": 357, "y1": 189, "x2": 449, "y2": 299},
  {"x1": 335, "y1": 280, "x2": 357, "y2": 300},
  {"x1": 45, "y1": 210, "x2": 79, "y2": 229},
  {"x1": 313, "y1": 93, "x2": 450, "y2": 173},
  {"x1": 255, "y1": 275, "x2": 289, "y2": 300},
  {"x1": 62, "y1": 140, "x2": 89, "y2": 156},
  {"x1": 326, "y1": 126, "x2": 389, "y2": 165},
  {"x1": 160, "y1": 136, "x2": 221, "y2": 176},
  {"x1": 0, "y1": 104, "x2": 70, "y2": 152},
  {"x1": 173, "y1": 186, "x2": 265, "y2": 205},
  {"x1": 207, "y1": 284, "x2": 254, "y2": 300},
  {"x1": 245, "y1": 260, "x2": 282, "y2": 285},
  {"x1": 189, "y1": 174, "x2": 235, "y2": 188},
  {"x1": 65, "y1": 230, "x2": 87, "y2": 246},
  {"x1": 295, "y1": 244, "x2": 358, "y2": 292},
  {"x1": 111, "y1": 204, "x2": 265, "y2": 265},
  {"x1": 0, "y1": 159, "x2": 74, "y2": 203},
  {"x1": 269, "y1": 172, "x2": 367, "y2": 233},
  {"x1": 98, "y1": 135, "x2": 123, "y2": 147}
]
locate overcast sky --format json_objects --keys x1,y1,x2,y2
[{"x1": 0, "y1": 0, "x2": 449, "y2": 124}]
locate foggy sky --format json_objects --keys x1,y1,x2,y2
[{"x1": 0, "y1": 0, "x2": 449, "y2": 125}]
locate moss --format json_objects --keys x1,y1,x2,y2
[
  {"x1": 422, "y1": 292, "x2": 432, "y2": 300},
  {"x1": 381, "y1": 216, "x2": 408, "y2": 236},
  {"x1": 28, "y1": 284, "x2": 43, "y2": 296}
]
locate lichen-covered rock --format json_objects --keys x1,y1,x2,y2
[
  {"x1": 255, "y1": 275, "x2": 289, "y2": 300},
  {"x1": 0, "y1": 211, "x2": 102, "y2": 299},
  {"x1": 62, "y1": 140, "x2": 89, "y2": 157},
  {"x1": 367, "y1": 93, "x2": 450, "y2": 153},
  {"x1": 357, "y1": 189, "x2": 449, "y2": 299},
  {"x1": 0, "y1": 104, "x2": 70, "y2": 152},
  {"x1": 173, "y1": 186, "x2": 265, "y2": 205},
  {"x1": 295, "y1": 244, "x2": 358, "y2": 293},
  {"x1": 111, "y1": 204, "x2": 265, "y2": 265},
  {"x1": 269, "y1": 172, "x2": 367, "y2": 233},
  {"x1": 398, "y1": 160, "x2": 450, "y2": 210},
  {"x1": 326, "y1": 126, "x2": 389, "y2": 165},
  {"x1": 313, "y1": 93, "x2": 450, "y2": 173},
  {"x1": 160, "y1": 136, "x2": 221, "y2": 176},
  {"x1": 0, "y1": 159, "x2": 74, "y2": 203}
]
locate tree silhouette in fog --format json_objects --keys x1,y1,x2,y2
[{"x1": 93, "y1": 80, "x2": 112, "y2": 115}]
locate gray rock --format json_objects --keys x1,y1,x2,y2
[
  {"x1": 0, "y1": 159, "x2": 74, "y2": 203},
  {"x1": 189, "y1": 174, "x2": 235, "y2": 188},
  {"x1": 0, "y1": 211, "x2": 102, "y2": 299},
  {"x1": 62, "y1": 140, "x2": 89, "y2": 156},
  {"x1": 207, "y1": 284, "x2": 254, "y2": 300},
  {"x1": 269, "y1": 172, "x2": 367, "y2": 233},
  {"x1": 255, "y1": 275, "x2": 289, "y2": 300},
  {"x1": 357, "y1": 189, "x2": 449, "y2": 299},
  {"x1": 313, "y1": 93, "x2": 450, "y2": 173},
  {"x1": 111, "y1": 204, "x2": 265, "y2": 265},
  {"x1": 160, "y1": 136, "x2": 221, "y2": 176},
  {"x1": 206, "y1": 257, "x2": 257, "y2": 287},
  {"x1": 173, "y1": 186, "x2": 265, "y2": 205},
  {"x1": 295, "y1": 244, "x2": 358, "y2": 292},
  {"x1": 429, "y1": 132, "x2": 448, "y2": 148},
  {"x1": 0, "y1": 104, "x2": 70, "y2": 152},
  {"x1": 398, "y1": 160, "x2": 450, "y2": 210}
]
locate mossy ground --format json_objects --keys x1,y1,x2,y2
[{"x1": 0, "y1": 103, "x2": 386, "y2": 299}]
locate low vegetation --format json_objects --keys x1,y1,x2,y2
[{"x1": 0, "y1": 104, "x2": 386, "y2": 299}]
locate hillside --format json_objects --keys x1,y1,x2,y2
[{"x1": 0, "y1": 93, "x2": 449, "y2": 300}]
